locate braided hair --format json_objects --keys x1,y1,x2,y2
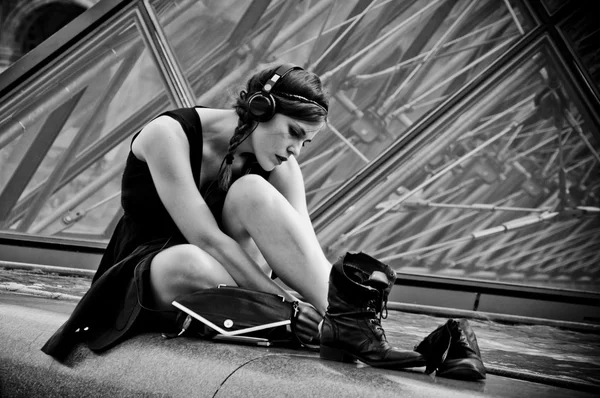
[
  {"x1": 218, "y1": 65, "x2": 329, "y2": 190},
  {"x1": 218, "y1": 90, "x2": 257, "y2": 190}
]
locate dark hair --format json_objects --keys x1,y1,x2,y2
[{"x1": 218, "y1": 65, "x2": 329, "y2": 190}]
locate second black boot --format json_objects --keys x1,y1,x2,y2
[
  {"x1": 414, "y1": 318, "x2": 486, "y2": 380},
  {"x1": 320, "y1": 252, "x2": 426, "y2": 369},
  {"x1": 437, "y1": 318, "x2": 486, "y2": 380},
  {"x1": 413, "y1": 319, "x2": 453, "y2": 375}
]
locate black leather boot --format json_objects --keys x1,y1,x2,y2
[
  {"x1": 413, "y1": 319, "x2": 453, "y2": 375},
  {"x1": 320, "y1": 252, "x2": 426, "y2": 369},
  {"x1": 438, "y1": 319, "x2": 486, "y2": 380},
  {"x1": 414, "y1": 318, "x2": 486, "y2": 380}
]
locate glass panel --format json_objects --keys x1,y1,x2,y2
[
  {"x1": 559, "y1": 6, "x2": 600, "y2": 94},
  {"x1": 149, "y1": 0, "x2": 254, "y2": 100},
  {"x1": 0, "y1": 6, "x2": 176, "y2": 240},
  {"x1": 317, "y1": 42, "x2": 600, "y2": 291},
  {"x1": 152, "y1": 0, "x2": 533, "y2": 210}
]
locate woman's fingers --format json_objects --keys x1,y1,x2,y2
[
  {"x1": 298, "y1": 302, "x2": 321, "y2": 325},
  {"x1": 295, "y1": 301, "x2": 322, "y2": 342}
]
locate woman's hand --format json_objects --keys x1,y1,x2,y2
[{"x1": 294, "y1": 300, "x2": 322, "y2": 344}]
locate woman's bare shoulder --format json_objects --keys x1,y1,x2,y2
[
  {"x1": 132, "y1": 116, "x2": 188, "y2": 162},
  {"x1": 195, "y1": 108, "x2": 238, "y2": 139}
]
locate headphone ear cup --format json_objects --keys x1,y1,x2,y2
[{"x1": 247, "y1": 92, "x2": 275, "y2": 122}]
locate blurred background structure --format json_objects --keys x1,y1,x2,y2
[{"x1": 0, "y1": 0, "x2": 598, "y2": 320}]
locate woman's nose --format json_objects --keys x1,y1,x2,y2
[{"x1": 287, "y1": 143, "x2": 301, "y2": 157}]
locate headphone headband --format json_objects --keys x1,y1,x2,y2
[{"x1": 262, "y1": 64, "x2": 302, "y2": 94}]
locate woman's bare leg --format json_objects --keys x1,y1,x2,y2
[
  {"x1": 222, "y1": 175, "x2": 331, "y2": 314},
  {"x1": 149, "y1": 244, "x2": 236, "y2": 310}
]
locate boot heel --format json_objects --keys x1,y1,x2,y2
[{"x1": 320, "y1": 345, "x2": 355, "y2": 363}]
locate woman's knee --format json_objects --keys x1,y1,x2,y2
[
  {"x1": 150, "y1": 244, "x2": 235, "y2": 295},
  {"x1": 225, "y1": 174, "x2": 278, "y2": 214}
]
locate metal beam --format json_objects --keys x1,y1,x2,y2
[
  {"x1": 310, "y1": 0, "x2": 375, "y2": 74},
  {"x1": 138, "y1": 0, "x2": 195, "y2": 107},
  {"x1": 381, "y1": 0, "x2": 470, "y2": 113}
]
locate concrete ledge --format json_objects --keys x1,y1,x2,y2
[{"x1": 2, "y1": 293, "x2": 598, "y2": 398}]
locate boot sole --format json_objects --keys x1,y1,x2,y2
[
  {"x1": 320, "y1": 345, "x2": 426, "y2": 369},
  {"x1": 320, "y1": 345, "x2": 356, "y2": 363}
]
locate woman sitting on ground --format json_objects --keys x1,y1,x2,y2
[{"x1": 42, "y1": 64, "x2": 331, "y2": 358}]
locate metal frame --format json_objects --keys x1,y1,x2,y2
[{"x1": 137, "y1": 0, "x2": 195, "y2": 107}]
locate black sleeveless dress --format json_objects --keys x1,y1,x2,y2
[{"x1": 41, "y1": 107, "x2": 269, "y2": 360}]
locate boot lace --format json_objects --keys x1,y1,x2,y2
[
  {"x1": 330, "y1": 295, "x2": 390, "y2": 340},
  {"x1": 367, "y1": 297, "x2": 389, "y2": 339}
]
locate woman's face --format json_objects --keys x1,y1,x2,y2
[{"x1": 249, "y1": 113, "x2": 325, "y2": 171}]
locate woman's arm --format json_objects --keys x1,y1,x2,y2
[{"x1": 133, "y1": 116, "x2": 295, "y2": 300}]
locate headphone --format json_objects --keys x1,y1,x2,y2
[{"x1": 247, "y1": 64, "x2": 303, "y2": 122}]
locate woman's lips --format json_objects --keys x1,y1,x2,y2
[{"x1": 275, "y1": 155, "x2": 287, "y2": 165}]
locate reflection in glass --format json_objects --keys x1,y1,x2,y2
[
  {"x1": 318, "y1": 44, "x2": 600, "y2": 290},
  {"x1": 0, "y1": 8, "x2": 175, "y2": 239}
]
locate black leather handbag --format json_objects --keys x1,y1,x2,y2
[{"x1": 165, "y1": 285, "x2": 302, "y2": 347}]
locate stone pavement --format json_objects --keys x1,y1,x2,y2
[
  {"x1": 3, "y1": 294, "x2": 596, "y2": 398},
  {"x1": 1, "y1": 266, "x2": 599, "y2": 394}
]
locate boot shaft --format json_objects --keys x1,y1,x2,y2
[{"x1": 328, "y1": 252, "x2": 397, "y2": 313}]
